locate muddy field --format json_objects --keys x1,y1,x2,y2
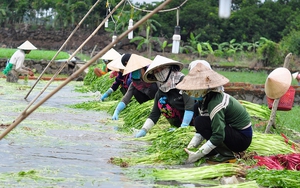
[{"x1": 0, "y1": 78, "x2": 158, "y2": 187}]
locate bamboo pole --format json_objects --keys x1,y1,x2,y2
[
  {"x1": 24, "y1": 0, "x2": 101, "y2": 100},
  {"x1": 0, "y1": 0, "x2": 172, "y2": 140},
  {"x1": 22, "y1": 0, "x2": 124, "y2": 112},
  {"x1": 265, "y1": 53, "x2": 292, "y2": 133}
]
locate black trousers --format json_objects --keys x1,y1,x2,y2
[{"x1": 194, "y1": 116, "x2": 252, "y2": 152}]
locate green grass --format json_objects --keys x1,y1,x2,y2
[
  {"x1": 1, "y1": 48, "x2": 72, "y2": 60},
  {"x1": 277, "y1": 106, "x2": 300, "y2": 133},
  {"x1": 182, "y1": 69, "x2": 300, "y2": 85},
  {"x1": 218, "y1": 70, "x2": 268, "y2": 84},
  {"x1": 1, "y1": 48, "x2": 298, "y2": 85}
]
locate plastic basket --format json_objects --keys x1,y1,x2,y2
[{"x1": 267, "y1": 86, "x2": 296, "y2": 111}]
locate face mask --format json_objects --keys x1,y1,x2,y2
[
  {"x1": 192, "y1": 96, "x2": 203, "y2": 101},
  {"x1": 131, "y1": 70, "x2": 141, "y2": 79},
  {"x1": 184, "y1": 89, "x2": 206, "y2": 99},
  {"x1": 154, "y1": 67, "x2": 170, "y2": 82}
]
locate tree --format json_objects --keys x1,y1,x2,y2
[{"x1": 130, "y1": 25, "x2": 159, "y2": 58}]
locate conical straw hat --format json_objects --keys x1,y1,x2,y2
[
  {"x1": 100, "y1": 48, "x2": 121, "y2": 60},
  {"x1": 143, "y1": 55, "x2": 183, "y2": 83},
  {"x1": 122, "y1": 54, "x2": 152, "y2": 75},
  {"x1": 17, "y1": 40, "x2": 37, "y2": 50},
  {"x1": 176, "y1": 63, "x2": 229, "y2": 90},
  {"x1": 107, "y1": 54, "x2": 125, "y2": 71},
  {"x1": 265, "y1": 67, "x2": 291, "y2": 99},
  {"x1": 188, "y1": 60, "x2": 211, "y2": 71},
  {"x1": 292, "y1": 72, "x2": 299, "y2": 79}
]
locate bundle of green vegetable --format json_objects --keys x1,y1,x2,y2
[
  {"x1": 152, "y1": 163, "x2": 244, "y2": 184},
  {"x1": 136, "y1": 127, "x2": 194, "y2": 165},
  {"x1": 67, "y1": 100, "x2": 117, "y2": 112},
  {"x1": 246, "y1": 168, "x2": 300, "y2": 187},
  {"x1": 117, "y1": 100, "x2": 154, "y2": 132},
  {"x1": 83, "y1": 69, "x2": 123, "y2": 100},
  {"x1": 247, "y1": 132, "x2": 296, "y2": 155},
  {"x1": 239, "y1": 100, "x2": 271, "y2": 121}
]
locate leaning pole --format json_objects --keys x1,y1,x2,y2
[
  {"x1": 24, "y1": 0, "x2": 101, "y2": 100},
  {"x1": 0, "y1": 0, "x2": 172, "y2": 140}
]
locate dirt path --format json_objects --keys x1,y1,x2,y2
[{"x1": 0, "y1": 79, "x2": 151, "y2": 187}]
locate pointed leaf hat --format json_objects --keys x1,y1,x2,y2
[
  {"x1": 143, "y1": 55, "x2": 183, "y2": 83},
  {"x1": 265, "y1": 67, "x2": 291, "y2": 99},
  {"x1": 17, "y1": 40, "x2": 37, "y2": 50},
  {"x1": 100, "y1": 48, "x2": 121, "y2": 60},
  {"x1": 106, "y1": 54, "x2": 125, "y2": 71},
  {"x1": 122, "y1": 54, "x2": 152, "y2": 75},
  {"x1": 176, "y1": 63, "x2": 229, "y2": 90}
]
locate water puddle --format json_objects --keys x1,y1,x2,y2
[{"x1": 0, "y1": 79, "x2": 154, "y2": 187}]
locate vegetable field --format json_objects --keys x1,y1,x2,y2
[{"x1": 69, "y1": 68, "x2": 300, "y2": 187}]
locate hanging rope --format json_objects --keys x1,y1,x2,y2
[
  {"x1": 126, "y1": 0, "x2": 188, "y2": 13},
  {"x1": 106, "y1": 0, "x2": 117, "y2": 25},
  {"x1": 106, "y1": 0, "x2": 127, "y2": 33}
]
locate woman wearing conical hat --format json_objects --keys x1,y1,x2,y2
[
  {"x1": 3, "y1": 40, "x2": 37, "y2": 83},
  {"x1": 99, "y1": 54, "x2": 132, "y2": 101},
  {"x1": 176, "y1": 62, "x2": 253, "y2": 164},
  {"x1": 292, "y1": 72, "x2": 300, "y2": 86},
  {"x1": 134, "y1": 55, "x2": 196, "y2": 138},
  {"x1": 111, "y1": 53, "x2": 159, "y2": 120}
]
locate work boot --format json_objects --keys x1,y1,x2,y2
[
  {"x1": 187, "y1": 133, "x2": 204, "y2": 149},
  {"x1": 206, "y1": 143, "x2": 236, "y2": 164}
]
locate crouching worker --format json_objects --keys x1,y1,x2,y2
[
  {"x1": 100, "y1": 55, "x2": 132, "y2": 101},
  {"x1": 3, "y1": 40, "x2": 37, "y2": 83},
  {"x1": 176, "y1": 63, "x2": 252, "y2": 164},
  {"x1": 135, "y1": 55, "x2": 195, "y2": 138},
  {"x1": 111, "y1": 54, "x2": 158, "y2": 120}
]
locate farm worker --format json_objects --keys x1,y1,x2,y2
[
  {"x1": 94, "y1": 48, "x2": 121, "y2": 77},
  {"x1": 111, "y1": 53, "x2": 158, "y2": 120},
  {"x1": 176, "y1": 62, "x2": 252, "y2": 164},
  {"x1": 292, "y1": 72, "x2": 300, "y2": 86},
  {"x1": 100, "y1": 55, "x2": 132, "y2": 101},
  {"x1": 3, "y1": 40, "x2": 37, "y2": 83},
  {"x1": 135, "y1": 55, "x2": 195, "y2": 138}
]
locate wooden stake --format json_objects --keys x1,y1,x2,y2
[
  {"x1": 0, "y1": 0, "x2": 172, "y2": 140},
  {"x1": 265, "y1": 53, "x2": 292, "y2": 133},
  {"x1": 22, "y1": 0, "x2": 124, "y2": 112},
  {"x1": 24, "y1": 0, "x2": 101, "y2": 100}
]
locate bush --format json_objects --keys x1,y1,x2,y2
[
  {"x1": 279, "y1": 30, "x2": 300, "y2": 56},
  {"x1": 257, "y1": 40, "x2": 282, "y2": 67}
]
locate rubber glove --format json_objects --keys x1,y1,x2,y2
[
  {"x1": 135, "y1": 118, "x2": 155, "y2": 138},
  {"x1": 135, "y1": 128, "x2": 147, "y2": 138},
  {"x1": 101, "y1": 88, "x2": 113, "y2": 101},
  {"x1": 180, "y1": 110, "x2": 194, "y2": 127},
  {"x1": 168, "y1": 127, "x2": 176, "y2": 132},
  {"x1": 187, "y1": 133, "x2": 204, "y2": 149},
  {"x1": 185, "y1": 140, "x2": 216, "y2": 164},
  {"x1": 112, "y1": 102, "x2": 126, "y2": 120},
  {"x1": 159, "y1": 96, "x2": 167, "y2": 104}
]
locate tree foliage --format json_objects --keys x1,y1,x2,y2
[{"x1": 1, "y1": 0, "x2": 300, "y2": 57}]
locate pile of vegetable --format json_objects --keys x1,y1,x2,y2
[
  {"x1": 239, "y1": 100, "x2": 272, "y2": 121},
  {"x1": 254, "y1": 153, "x2": 300, "y2": 170},
  {"x1": 152, "y1": 163, "x2": 244, "y2": 184},
  {"x1": 70, "y1": 70, "x2": 300, "y2": 187}
]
